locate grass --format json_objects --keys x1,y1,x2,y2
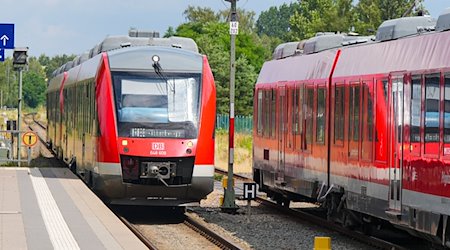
[{"x1": 214, "y1": 131, "x2": 252, "y2": 174}]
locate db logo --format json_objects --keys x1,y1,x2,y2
[{"x1": 152, "y1": 142, "x2": 165, "y2": 150}]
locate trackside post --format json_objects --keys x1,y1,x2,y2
[{"x1": 222, "y1": 0, "x2": 239, "y2": 213}]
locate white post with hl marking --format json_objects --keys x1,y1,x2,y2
[{"x1": 243, "y1": 183, "x2": 257, "y2": 222}]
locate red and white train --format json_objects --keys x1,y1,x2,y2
[
  {"x1": 253, "y1": 9, "x2": 450, "y2": 246},
  {"x1": 47, "y1": 33, "x2": 216, "y2": 206}
]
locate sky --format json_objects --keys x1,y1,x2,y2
[{"x1": 1, "y1": 0, "x2": 449, "y2": 58}]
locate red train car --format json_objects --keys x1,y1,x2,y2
[
  {"x1": 47, "y1": 34, "x2": 216, "y2": 206},
  {"x1": 253, "y1": 9, "x2": 450, "y2": 246}
]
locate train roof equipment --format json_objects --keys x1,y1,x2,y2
[
  {"x1": 436, "y1": 8, "x2": 450, "y2": 32},
  {"x1": 375, "y1": 16, "x2": 436, "y2": 41},
  {"x1": 272, "y1": 41, "x2": 304, "y2": 60},
  {"x1": 128, "y1": 28, "x2": 159, "y2": 38},
  {"x1": 303, "y1": 33, "x2": 372, "y2": 54}
]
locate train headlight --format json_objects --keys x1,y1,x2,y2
[
  {"x1": 122, "y1": 140, "x2": 128, "y2": 146},
  {"x1": 152, "y1": 55, "x2": 160, "y2": 63},
  {"x1": 187, "y1": 141, "x2": 193, "y2": 148}
]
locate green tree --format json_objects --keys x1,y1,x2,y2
[
  {"x1": 23, "y1": 70, "x2": 46, "y2": 108},
  {"x1": 290, "y1": 0, "x2": 355, "y2": 40},
  {"x1": 354, "y1": 0, "x2": 425, "y2": 35},
  {"x1": 256, "y1": 3, "x2": 301, "y2": 41}
]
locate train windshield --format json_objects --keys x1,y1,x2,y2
[{"x1": 112, "y1": 72, "x2": 201, "y2": 139}]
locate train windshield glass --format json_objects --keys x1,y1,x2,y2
[{"x1": 112, "y1": 72, "x2": 201, "y2": 139}]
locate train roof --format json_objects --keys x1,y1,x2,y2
[
  {"x1": 51, "y1": 29, "x2": 200, "y2": 77},
  {"x1": 259, "y1": 8, "x2": 450, "y2": 84}
]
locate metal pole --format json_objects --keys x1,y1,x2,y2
[
  {"x1": 222, "y1": 0, "x2": 238, "y2": 212},
  {"x1": 17, "y1": 68, "x2": 22, "y2": 167}
]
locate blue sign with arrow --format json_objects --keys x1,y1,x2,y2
[
  {"x1": 0, "y1": 49, "x2": 4, "y2": 62},
  {"x1": 0, "y1": 24, "x2": 14, "y2": 49}
]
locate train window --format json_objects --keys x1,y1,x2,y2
[
  {"x1": 445, "y1": 74, "x2": 450, "y2": 146},
  {"x1": 348, "y1": 83, "x2": 361, "y2": 158},
  {"x1": 257, "y1": 90, "x2": 263, "y2": 135},
  {"x1": 424, "y1": 74, "x2": 440, "y2": 155},
  {"x1": 305, "y1": 87, "x2": 314, "y2": 148},
  {"x1": 271, "y1": 89, "x2": 276, "y2": 138},
  {"x1": 410, "y1": 76, "x2": 422, "y2": 143},
  {"x1": 362, "y1": 81, "x2": 373, "y2": 161},
  {"x1": 350, "y1": 85, "x2": 360, "y2": 142},
  {"x1": 316, "y1": 87, "x2": 326, "y2": 144},
  {"x1": 334, "y1": 85, "x2": 344, "y2": 145},
  {"x1": 295, "y1": 86, "x2": 303, "y2": 151},
  {"x1": 264, "y1": 90, "x2": 270, "y2": 137},
  {"x1": 292, "y1": 88, "x2": 299, "y2": 135}
]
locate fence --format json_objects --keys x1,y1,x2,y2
[{"x1": 216, "y1": 114, "x2": 253, "y2": 134}]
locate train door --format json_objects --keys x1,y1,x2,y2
[
  {"x1": 276, "y1": 85, "x2": 287, "y2": 185},
  {"x1": 388, "y1": 75, "x2": 404, "y2": 212}
]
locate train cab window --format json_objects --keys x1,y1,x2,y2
[
  {"x1": 305, "y1": 87, "x2": 314, "y2": 148},
  {"x1": 334, "y1": 85, "x2": 344, "y2": 145},
  {"x1": 444, "y1": 74, "x2": 450, "y2": 148},
  {"x1": 271, "y1": 89, "x2": 276, "y2": 138},
  {"x1": 424, "y1": 73, "x2": 440, "y2": 155},
  {"x1": 410, "y1": 76, "x2": 422, "y2": 144},
  {"x1": 361, "y1": 81, "x2": 374, "y2": 161},
  {"x1": 316, "y1": 87, "x2": 326, "y2": 144},
  {"x1": 257, "y1": 90, "x2": 263, "y2": 135},
  {"x1": 112, "y1": 72, "x2": 201, "y2": 139}
]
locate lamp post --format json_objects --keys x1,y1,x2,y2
[{"x1": 13, "y1": 47, "x2": 28, "y2": 167}]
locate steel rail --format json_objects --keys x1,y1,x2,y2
[
  {"x1": 117, "y1": 215, "x2": 159, "y2": 250},
  {"x1": 184, "y1": 213, "x2": 243, "y2": 250}
]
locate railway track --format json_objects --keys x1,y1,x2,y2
[
  {"x1": 114, "y1": 206, "x2": 244, "y2": 250},
  {"x1": 214, "y1": 168, "x2": 420, "y2": 250}
]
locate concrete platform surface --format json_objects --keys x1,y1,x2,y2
[{"x1": 0, "y1": 167, "x2": 147, "y2": 250}]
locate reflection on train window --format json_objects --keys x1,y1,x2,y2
[
  {"x1": 334, "y1": 85, "x2": 344, "y2": 144},
  {"x1": 410, "y1": 76, "x2": 421, "y2": 143},
  {"x1": 424, "y1": 74, "x2": 440, "y2": 143},
  {"x1": 305, "y1": 88, "x2": 314, "y2": 147},
  {"x1": 316, "y1": 87, "x2": 326, "y2": 144},
  {"x1": 112, "y1": 72, "x2": 201, "y2": 139},
  {"x1": 257, "y1": 90, "x2": 263, "y2": 135},
  {"x1": 271, "y1": 89, "x2": 276, "y2": 138},
  {"x1": 444, "y1": 74, "x2": 450, "y2": 143},
  {"x1": 375, "y1": 79, "x2": 388, "y2": 162},
  {"x1": 362, "y1": 82, "x2": 373, "y2": 161}
]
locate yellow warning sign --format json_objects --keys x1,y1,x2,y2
[{"x1": 22, "y1": 131, "x2": 38, "y2": 147}]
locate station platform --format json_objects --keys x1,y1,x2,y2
[{"x1": 0, "y1": 167, "x2": 147, "y2": 250}]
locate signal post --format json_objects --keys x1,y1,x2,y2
[{"x1": 222, "y1": 0, "x2": 239, "y2": 213}]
